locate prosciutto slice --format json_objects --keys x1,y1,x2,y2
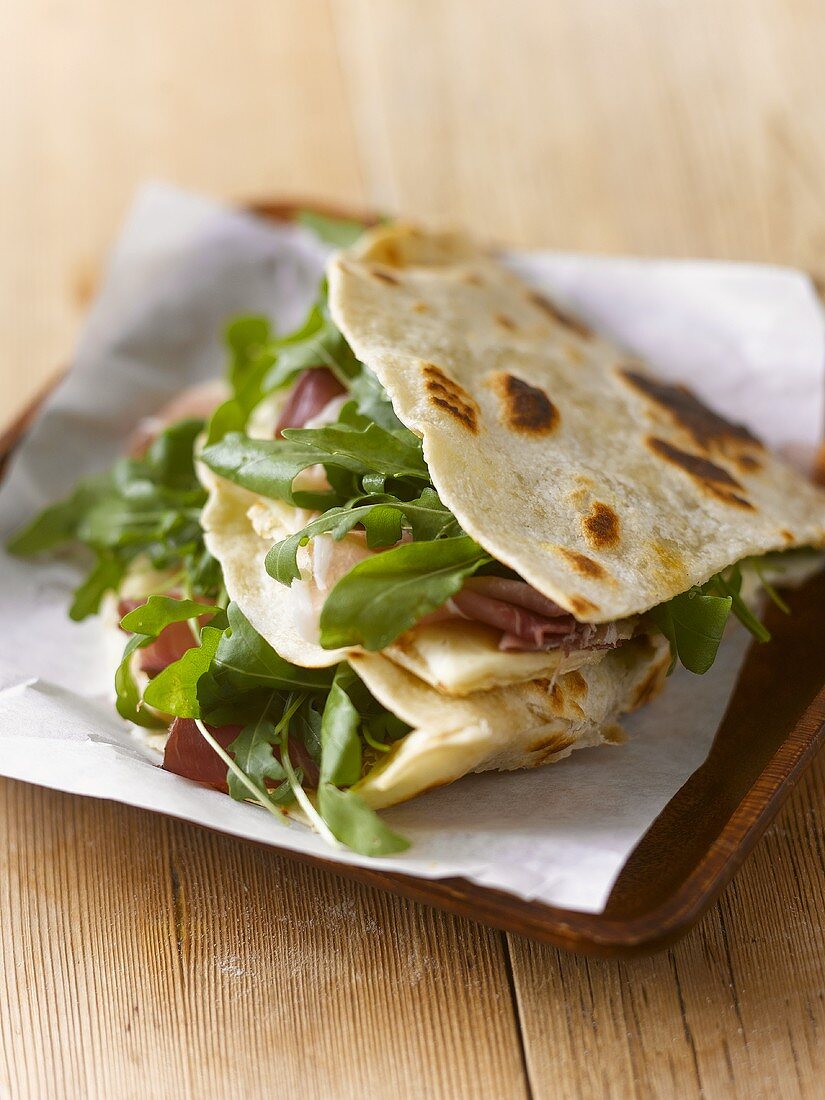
[
  {"x1": 460, "y1": 576, "x2": 569, "y2": 618},
  {"x1": 163, "y1": 719, "x2": 243, "y2": 790},
  {"x1": 498, "y1": 620, "x2": 626, "y2": 654},
  {"x1": 163, "y1": 718, "x2": 320, "y2": 792},
  {"x1": 299, "y1": 530, "x2": 629, "y2": 654},
  {"x1": 432, "y1": 578, "x2": 628, "y2": 653},
  {"x1": 274, "y1": 368, "x2": 346, "y2": 437}
]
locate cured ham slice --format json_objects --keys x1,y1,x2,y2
[
  {"x1": 163, "y1": 718, "x2": 242, "y2": 790},
  {"x1": 449, "y1": 583, "x2": 629, "y2": 652},
  {"x1": 460, "y1": 576, "x2": 569, "y2": 618},
  {"x1": 274, "y1": 368, "x2": 346, "y2": 436},
  {"x1": 163, "y1": 718, "x2": 320, "y2": 792}
]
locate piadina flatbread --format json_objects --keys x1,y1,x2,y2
[
  {"x1": 327, "y1": 224, "x2": 825, "y2": 622},
  {"x1": 193, "y1": 224, "x2": 825, "y2": 810},
  {"x1": 199, "y1": 465, "x2": 671, "y2": 805}
]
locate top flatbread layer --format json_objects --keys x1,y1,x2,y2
[{"x1": 327, "y1": 224, "x2": 825, "y2": 622}]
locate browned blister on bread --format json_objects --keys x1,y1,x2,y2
[{"x1": 327, "y1": 224, "x2": 825, "y2": 622}]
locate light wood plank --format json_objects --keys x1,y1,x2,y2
[
  {"x1": 0, "y1": 0, "x2": 365, "y2": 429},
  {"x1": 0, "y1": 780, "x2": 528, "y2": 1100},
  {"x1": 4, "y1": 0, "x2": 825, "y2": 1097},
  {"x1": 0, "y1": 3, "x2": 530, "y2": 1096},
  {"x1": 507, "y1": 756, "x2": 825, "y2": 1100},
  {"x1": 334, "y1": 4, "x2": 825, "y2": 1099},
  {"x1": 333, "y1": 0, "x2": 825, "y2": 267}
]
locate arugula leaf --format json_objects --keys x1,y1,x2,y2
[
  {"x1": 114, "y1": 596, "x2": 220, "y2": 723},
  {"x1": 119, "y1": 594, "x2": 216, "y2": 635},
  {"x1": 295, "y1": 699, "x2": 323, "y2": 762},
  {"x1": 751, "y1": 560, "x2": 791, "y2": 615},
  {"x1": 143, "y1": 418, "x2": 204, "y2": 490},
  {"x1": 205, "y1": 317, "x2": 275, "y2": 444},
  {"x1": 69, "y1": 552, "x2": 125, "y2": 621},
  {"x1": 320, "y1": 666, "x2": 362, "y2": 787},
  {"x1": 226, "y1": 714, "x2": 291, "y2": 805},
  {"x1": 6, "y1": 475, "x2": 110, "y2": 555},
  {"x1": 143, "y1": 625, "x2": 224, "y2": 716},
  {"x1": 209, "y1": 311, "x2": 356, "y2": 446},
  {"x1": 706, "y1": 565, "x2": 771, "y2": 643},
  {"x1": 207, "y1": 363, "x2": 272, "y2": 446},
  {"x1": 133, "y1": 602, "x2": 410, "y2": 853},
  {"x1": 115, "y1": 634, "x2": 163, "y2": 728},
  {"x1": 648, "y1": 556, "x2": 791, "y2": 675},
  {"x1": 199, "y1": 433, "x2": 337, "y2": 508},
  {"x1": 317, "y1": 785, "x2": 409, "y2": 855},
  {"x1": 201, "y1": 415, "x2": 429, "y2": 508},
  {"x1": 347, "y1": 367, "x2": 408, "y2": 435},
  {"x1": 265, "y1": 488, "x2": 459, "y2": 585},
  {"x1": 212, "y1": 602, "x2": 335, "y2": 694},
  {"x1": 7, "y1": 418, "x2": 217, "y2": 616},
  {"x1": 186, "y1": 603, "x2": 332, "y2": 723},
  {"x1": 649, "y1": 589, "x2": 732, "y2": 675},
  {"x1": 263, "y1": 297, "x2": 360, "y2": 391},
  {"x1": 297, "y1": 210, "x2": 367, "y2": 248},
  {"x1": 319, "y1": 535, "x2": 490, "y2": 650},
  {"x1": 226, "y1": 316, "x2": 274, "y2": 390},
  {"x1": 361, "y1": 505, "x2": 404, "y2": 549},
  {"x1": 282, "y1": 420, "x2": 428, "y2": 482}
]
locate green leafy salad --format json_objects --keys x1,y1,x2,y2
[{"x1": 7, "y1": 216, "x2": 813, "y2": 855}]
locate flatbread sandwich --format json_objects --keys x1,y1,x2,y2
[{"x1": 10, "y1": 219, "x2": 825, "y2": 855}]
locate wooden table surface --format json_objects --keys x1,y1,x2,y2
[{"x1": 3, "y1": 2, "x2": 825, "y2": 1097}]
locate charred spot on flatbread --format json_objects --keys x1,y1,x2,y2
[
  {"x1": 368, "y1": 238, "x2": 405, "y2": 267},
  {"x1": 566, "y1": 669, "x2": 588, "y2": 699},
  {"x1": 647, "y1": 437, "x2": 755, "y2": 509},
  {"x1": 601, "y1": 722, "x2": 626, "y2": 744},
  {"x1": 621, "y1": 369, "x2": 762, "y2": 455},
  {"x1": 412, "y1": 301, "x2": 429, "y2": 313},
  {"x1": 735, "y1": 453, "x2": 763, "y2": 472},
  {"x1": 556, "y1": 548, "x2": 607, "y2": 580},
  {"x1": 583, "y1": 501, "x2": 621, "y2": 550},
  {"x1": 422, "y1": 363, "x2": 479, "y2": 432},
  {"x1": 494, "y1": 312, "x2": 518, "y2": 332},
  {"x1": 493, "y1": 373, "x2": 558, "y2": 435},
  {"x1": 527, "y1": 292, "x2": 594, "y2": 340},
  {"x1": 569, "y1": 594, "x2": 600, "y2": 617},
  {"x1": 369, "y1": 265, "x2": 402, "y2": 286},
  {"x1": 649, "y1": 539, "x2": 689, "y2": 586},
  {"x1": 630, "y1": 658, "x2": 668, "y2": 709},
  {"x1": 527, "y1": 731, "x2": 576, "y2": 755}
]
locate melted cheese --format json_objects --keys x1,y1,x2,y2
[{"x1": 386, "y1": 620, "x2": 608, "y2": 695}]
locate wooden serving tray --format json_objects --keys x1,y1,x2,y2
[{"x1": 3, "y1": 201, "x2": 824, "y2": 958}]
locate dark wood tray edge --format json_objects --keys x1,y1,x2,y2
[{"x1": 180, "y1": 674, "x2": 825, "y2": 957}]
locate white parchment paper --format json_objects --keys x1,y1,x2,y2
[{"x1": 0, "y1": 183, "x2": 822, "y2": 914}]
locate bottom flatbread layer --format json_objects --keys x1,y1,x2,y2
[{"x1": 350, "y1": 634, "x2": 670, "y2": 808}]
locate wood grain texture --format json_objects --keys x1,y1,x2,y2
[
  {"x1": 0, "y1": 780, "x2": 528, "y2": 1100},
  {"x1": 508, "y1": 757, "x2": 825, "y2": 1100},
  {"x1": 3, "y1": 0, "x2": 825, "y2": 1097}
]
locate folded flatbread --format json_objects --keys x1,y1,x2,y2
[
  {"x1": 327, "y1": 225, "x2": 825, "y2": 620},
  {"x1": 196, "y1": 224, "x2": 825, "y2": 810}
]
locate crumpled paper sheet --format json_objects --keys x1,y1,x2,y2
[{"x1": 0, "y1": 183, "x2": 821, "y2": 914}]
